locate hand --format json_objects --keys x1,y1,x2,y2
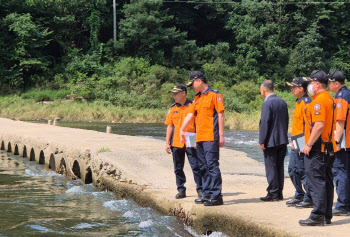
[
  {"x1": 165, "y1": 143, "x2": 171, "y2": 154},
  {"x1": 301, "y1": 144, "x2": 312, "y2": 156},
  {"x1": 180, "y1": 129, "x2": 186, "y2": 144},
  {"x1": 219, "y1": 135, "x2": 225, "y2": 147},
  {"x1": 336, "y1": 143, "x2": 341, "y2": 153},
  {"x1": 259, "y1": 144, "x2": 265, "y2": 150}
]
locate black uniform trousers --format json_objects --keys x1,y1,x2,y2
[
  {"x1": 304, "y1": 150, "x2": 335, "y2": 220},
  {"x1": 263, "y1": 144, "x2": 287, "y2": 198},
  {"x1": 288, "y1": 149, "x2": 312, "y2": 202},
  {"x1": 196, "y1": 141, "x2": 222, "y2": 199},
  {"x1": 172, "y1": 146, "x2": 202, "y2": 194},
  {"x1": 332, "y1": 150, "x2": 350, "y2": 212}
]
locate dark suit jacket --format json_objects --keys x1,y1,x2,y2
[{"x1": 259, "y1": 94, "x2": 289, "y2": 148}]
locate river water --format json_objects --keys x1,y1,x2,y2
[{"x1": 0, "y1": 122, "x2": 232, "y2": 237}]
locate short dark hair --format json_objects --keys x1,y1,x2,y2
[
  {"x1": 261, "y1": 80, "x2": 274, "y2": 92},
  {"x1": 302, "y1": 84, "x2": 308, "y2": 92}
]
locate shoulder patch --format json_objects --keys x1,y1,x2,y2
[
  {"x1": 314, "y1": 103, "x2": 321, "y2": 111},
  {"x1": 217, "y1": 96, "x2": 222, "y2": 102},
  {"x1": 337, "y1": 102, "x2": 342, "y2": 109}
]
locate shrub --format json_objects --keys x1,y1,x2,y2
[
  {"x1": 21, "y1": 89, "x2": 70, "y2": 102},
  {"x1": 230, "y1": 81, "x2": 260, "y2": 104},
  {"x1": 202, "y1": 60, "x2": 238, "y2": 87}
]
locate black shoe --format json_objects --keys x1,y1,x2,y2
[
  {"x1": 286, "y1": 198, "x2": 302, "y2": 206},
  {"x1": 195, "y1": 196, "x2": 209, "y2": 204},
  {"x1": 204, "y1": 196, "x2": 223, "y2": 206},
  {"x1": 197, "y1": 190, "x2": 203, "y2": 198},
  {"x1": 278, "y1": 193, "x2": 283, "y2": 200},
  {"x1": 295, "y1": 201, "x2": 313, "y2": 208},
  {"x1": 175, "y1": 192, "x2": 186, "y2": 199},
  {"x1": 299, "y1": 218, "x2": 324, "y2": 226},
  {"x1": 332, "y1": 208, "x2": 349, "y2": 216},
  {"x1": 260, "y1": 195, "x2": 279, "y2": 202},
  {"x1": 325, "y1": 219, "x2": 331, "y2": 224}
]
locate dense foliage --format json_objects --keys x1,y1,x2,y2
[{"x1": 1, "y1": 0, "x2": 349, "y2": 112}]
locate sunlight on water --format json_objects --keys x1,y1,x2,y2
[{"x1": 0, "y1": 151, "x2": 198, "y2": 237}]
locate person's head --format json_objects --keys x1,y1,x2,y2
[
  {"x1": 186, "y1": 71, "x2": 207, "y2": 93},
  {"x1": 327, "y1": 70, "x2": 345, "y2": 93},
  {"x1": 260, "y1": 80, "x2": 274, "y2": 98},
  {"x1": 286, "y1": 77, "x2": 309, "y2": 98},
  {"x1": 169, "y1": 83, "x2": 187, "y2": 104},
  {"x1": 307, "y1": 70, "x2": 328, "y2": 96}
]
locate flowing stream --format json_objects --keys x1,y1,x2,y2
[{"x1": 0, "y1": 121, "x2": 234, "y2": 237}]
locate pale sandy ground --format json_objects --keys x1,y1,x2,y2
[{"x1": 0, "y1": 118, "x2": 349, "y2": 236}]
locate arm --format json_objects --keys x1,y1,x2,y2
[
  {"x1": 259, "y1": 102, "x2": 271, "y2": 150},
  {"x1": 165, "y1": 125, "x2": 173, "y2": 154},
  {"x1": 180, "y1": 113, "x2": 195, "y2": 144},
  {"x1": 335, "y1": 121, "x2": 345, "y2": 151},
  {"x1": 301, "y1": 121, "x2": 324, "y2": 155},
  {"x1": 218, "y1": 112, "x2": 225, "y2": 147}
]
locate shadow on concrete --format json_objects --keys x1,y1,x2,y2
[
  {"x1": 223, "y1": 192, "x2": 246, "y2": 197},
  {"x1": 224, "y1": 198, "x2": 262, "y2": 205},
  {"x1": 223, "y1": 195, "x2": 294, "y2": 205},
  {"x1": 330, "y1": 217, "x2": 350, "y2": 226}
]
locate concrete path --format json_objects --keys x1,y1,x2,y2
[{"x1": 0, "y1": 118, "x2": 349, "y2": 236}]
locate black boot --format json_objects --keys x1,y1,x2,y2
[
  {"x1": 299, "y1": 217, "x2": 324, "y2": 226},
  {"x1": 175, "y1": 192, "x2": 186, "y2": 199},
  {"x1": 295, "y1": 201, "x2": 313, "y2": 208},
  {"x1": 195, "y1": 196, "x2": 209, "y2": 204},
  {"x1": 204, "y1": 196, "x2": 223, "y2": 206},
  {"x1": 286, "y1": 198, "x2": 302, "y2": 206}
]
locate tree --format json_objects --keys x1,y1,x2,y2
[
  {"x1": 3, "y1": 13, "x2": 52, "y2": 89},
  {"x1": 226, "y1": 0, "x2": 289, "y2": 82},
  {"x1": 116, "y1": 0, "x2": 187, "y2": 65}
]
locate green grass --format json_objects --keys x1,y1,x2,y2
[
  {"x1": 21, "y1": 89, "x2": 70, "y2": 102},
  {"x1": 0, "y1": 95, "x2": 165, "y2": 123},
  {"x1": 98, "y1": 147, "x2": 111, "y2": 153},
  {"x1": 0, "y1": 94, "x2": 295, "y2": 131}
]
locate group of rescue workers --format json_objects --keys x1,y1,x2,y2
[{"x1": 164, "y1": 69, "x2": 350, "y2": 226}]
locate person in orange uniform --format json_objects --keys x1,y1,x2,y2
[
  {"x1": 286, "y1": 77, "x2": 313, "y2": 208},
  {"x1": 299, "y1": 70, "x2": 335, "y2": 226},
  {"x1": 327, "y1": 70, "x2": 350, "y2": 216},
  {"x1": 180, "y1": 71, "x2": 225, "y2": 206},
  {"x1": 165, "y1": 83, "x2": 203, "y2": 199}
]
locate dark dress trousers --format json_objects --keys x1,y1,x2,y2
[{"x1": 259, "y1": 94, "x2": 289, "y2": 198}]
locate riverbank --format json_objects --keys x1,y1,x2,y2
[
  {"x1": 0, "y1": 96, "x2": 262, "y2": 130},
  {"x1": 1, "y1": 117, "x2": 349, "y2": 237}
]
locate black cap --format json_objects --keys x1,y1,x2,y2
[
  {"x1": 186, "y1": 71, "x2": 206, "y2": 87},
  {"x1": 307, "y1": 70, "x2": 328, "y2": 84},
  {"x1": 327, "y1": 70, "x2": 345, "y2": 83},
  {"x1": 169, "y1": 83, "x2": 187, "y2": 93},
  {"x1": 286, "y1": 77, "x2": 309, "y2": 87}
]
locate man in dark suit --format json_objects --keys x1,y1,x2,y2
[{"x1": 259, "y1": 80, "x2": 289, "y2": 201}]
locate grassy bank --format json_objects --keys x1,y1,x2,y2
[
  {"x1": 0, "y1": 96, "x2": 165, "y2": 123},
  {"x1": 0, "y1": 95, "x2": 264, "y2": 130}
]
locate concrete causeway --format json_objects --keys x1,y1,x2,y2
[{"x1": 0, "y1": 117, "x2": 349, "y2": 236}]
